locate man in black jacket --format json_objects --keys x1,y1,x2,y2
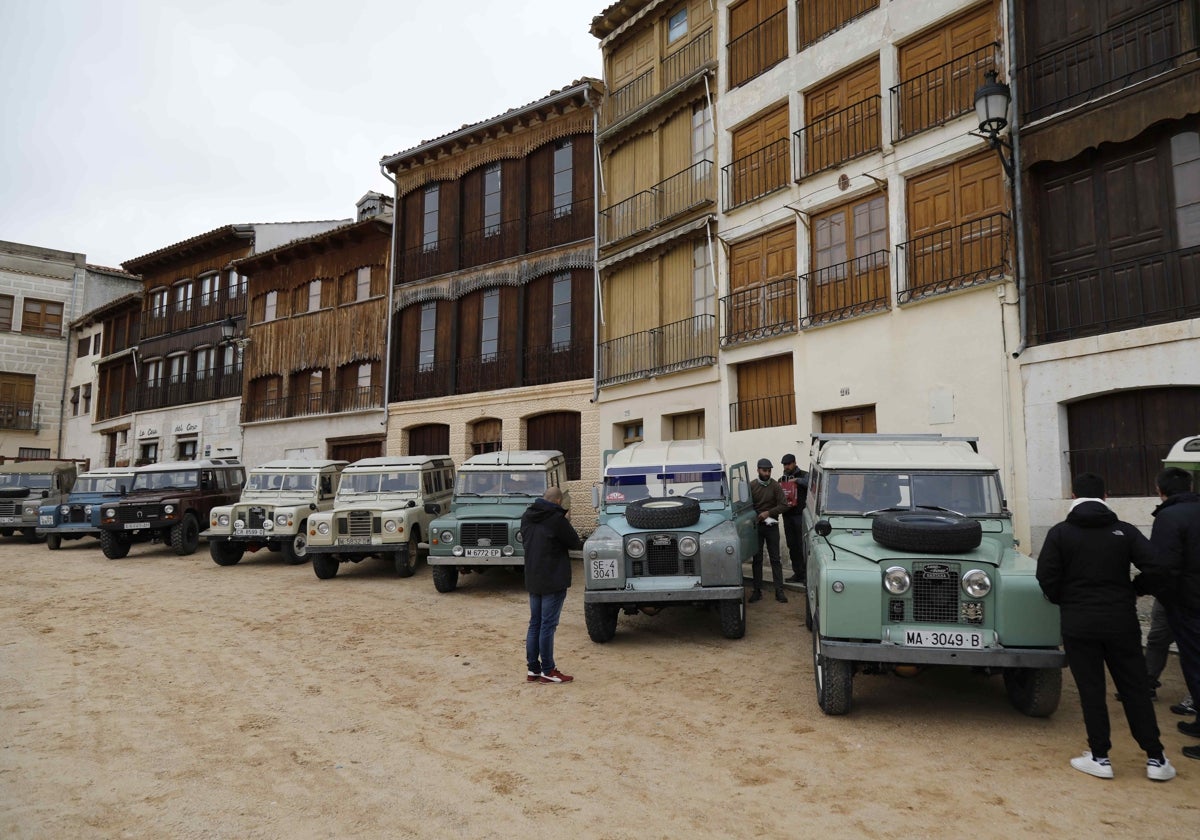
[
  {"x1": 520, "y1": 486, "x2": 582, "y2": 685},
  {"x1": 1037, "y1": 473, "x2": 1174, "y2": 781},
  {"x1": 1150, "y1": 467, "x2": 1200, "y2": 760},
  {"x1": 779, "y1": 454, "x2": 809, "y2": 587}
]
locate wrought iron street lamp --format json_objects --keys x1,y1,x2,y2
[{"x1": 973, "y1": 70, "x2": 1014, "y2": 178}]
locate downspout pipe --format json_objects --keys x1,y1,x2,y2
[
  {"x1": 379, "y1": 164, "x2": 399, "y2": 436},
  {"x1": 592, "y1": 100, "x2": 602, "y2": 405},
  {"x1": 58, "y1": 261, "x2": 84, "y2": 458},
  {"x1": 1008, "y1": 0, "x2": 1028, "y2": 359}
]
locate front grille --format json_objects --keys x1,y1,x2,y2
[
  {"x1": 0, "y1": 501, "x2": 18, "y2": 516},
  {"x1": 116, "y1": 505, "x2": 160, "y2": 524},
  {"x1": 341, "y1": 510, "x2": 375, "y2": 537},
  {"x1": 629, "y1": 535, "x2": 695, "y2": 577},
  {"x1": 247, "y1": 507, "x2": 267, "y2": 529},
  {"x1": 912, "y1": 562, "x2": 961, "y2": 623},
  {"x1": 68, "y1": 505, "x2": 88, "y2": 523},
  {"x1": 462, "y1": 522, "x2": 507, "y2": 546}
]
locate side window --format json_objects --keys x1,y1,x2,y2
[
  {"x1": 320, "y1": 474, "x2": 333, "y2": 497},
  {"x1": 423, "y1": 471, "x2": 434, "y2": 494},
  {"x1": 200, "y1": 470, "x2": 215, "y2": 490},
  {"x1": 226, "y1": 469, "x2": 245, "y2": 492},
  {"x1": 729, "y1": 463, "x2": 751, "y2": 507}
]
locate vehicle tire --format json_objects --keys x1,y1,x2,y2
[
  {"x1": 1003, "y1": 667, "x2": 1062, "y2": 717},
  {"x1": 584, "y1": 601, "x2": 619, "y2": 643},
  {"x1": 100, "y1": 530, "x2": 131, "y2": 560},
  {"x1": 209, "y1": 540, "x2": 244, "y2": 566},
  {"x1": 46, "y1": 534, "x2": 62, "y2": 551},
  {"x1": 718, "y1": 596, "x2": 746, "y2": 639},
  {"x1": 812, "y1": 609, "x2": 853, "y2": 715},
  {"x1": 394, "y1": 544, "x2": 417, "y2": 578},
  {"x1": 0, "y1": 528, "x2": 13, "y2": 537},
  {"x1": 624, "y1": 496, "x2": 701, "y2": 530},
  {"x1": 22, "y1": 528, "x2": 41, "y2": 542},
  {"x1": 871, "y1": 511, "x2": 982, "y2": 554},
  {"x1": 170, "y1": 514, "x2": 200, "y2": 556},
  {"x1": 431, "y1": 564, "x2": 459, "y2": 593},
  {"x1": 280, "y1": 525, "x2": 308, "y2": 565},
  {"x1": 312, "y1": 555, "x2": 339, "y2": 580}
]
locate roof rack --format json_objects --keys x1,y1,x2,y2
[{"x1": 810, "y1": 433, "x2": 979, "y2": 453}]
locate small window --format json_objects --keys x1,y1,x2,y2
[
  {"x1": 263, "y1": 291, "x2": 278, "y2": 322},
  {"x1": 70, "y1": 386, "x2": 80, "y2": 415},
  {"x1": 139, "y1": 442, "x2": 159, "y2": 464},
  {"x1": 177, "y1": 439, "x2": 198, "y2": 460},
  {"x1": 0, "y1": 295, "x2": 12, "y2": 330},
  {"x1": 308, "y1": 279, "x2": 322, "y2": 312},
  {"x1": 552, "y1": 274, "x2": 571, "y2": 347},
  {"x1": 199, "y1": 272, "x2": 220, "y2": 306},
  {"x1": 150, "y1": 289, "x2": 169, "y2": 318},
  {"x1": 82, "y1": 383, "x2": 91, "y2": 413},
  {"x1": 623, "y1": 422, "x2": 644, "y2": 445},
  {"x1": 356, "y1": 266, "x2": 371, "y2": 301},
  {"x1": 173, "y1": 280, "x2": 193, "y2": 312},
  {"x1": 21, "y1": 298, "x2": 64, "y2": 336},
  {"x1": 483, "y1": 164, "x2": 502, "y2": 236},
  {"x1": 92, "y1": 333, "x2": 102, "y2": 355},
  {"x1": 418, "y1": 302, "x2": 437, "y2": 370},
  {"x1": 18, "y1": 447, "x2": 50, "y2": 460},
  {"x1": 667, "y1": 6, "x2": 688, "y2": 43},
  {"x1": 422, "y1": 184, "x2": 440, "y2": 251},
  {"x1": 481, "y1": 289, "x2": 500, "y2": 358},
  {"x1": 553, "y1": 140, "x2": 573, "y2": 217},
  {"x1": 227, "y1": 270, "x2": 246, "y2": 299},
  {"x1": 77, "y1": 336, "x2": 91, "y2": 358}
]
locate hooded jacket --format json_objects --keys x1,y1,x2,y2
[
  {"x1": 520, "y1": 497, "x2": 582, "y2": 595},
  {"x1": 1150, "y1": 491, "x2": 1200, "y2": 611},
  {"x1": 1036, "y1": 499, "x2": 1156, "y2": 638}
]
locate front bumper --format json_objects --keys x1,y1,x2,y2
[
  {"x1": 819, "y1": 638, "x2": 1066, "y2": 668},
  {"x1": 584, "y1": 583, "x2": 744, "y2": 605},
  {"x1": 37, "y1": 525, "x2": 100, "y2": 537}
]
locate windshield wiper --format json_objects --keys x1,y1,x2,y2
[
  {"x1": 914, "y1": 504, "x2": 964, "y2": 515},
  {"x1": 864, "y1": 506, "x2": 906, "y2": 516}
]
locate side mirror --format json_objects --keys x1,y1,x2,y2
[
  {"x1": 119, "y1": 484, "x2": 127, "y2": 496},
  {"x1": 309, "y1": 503, "x2": 317, "y2": 511},
  {"x1": 815, "y1": 520, "x2": 832, "y2": 537},
  {"x1": 424, "y1": 502, "x2": 441, "y2": 515},
  {"x1": 591, "y1": 485, "x2": 600, "y2": 509},
  {"x1": 41, "y1": 490, "x2": 50, "y2": 498}
]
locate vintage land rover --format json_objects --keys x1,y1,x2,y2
[
  {"x1": 427, "y1": 450, "x2": 570, "y2": 593},
  {"x1": 0, "y1": 460, "x2": 78, "y2": 541},
  {"x1": 804, "y1": 434, "x2": 1066, "y2": 717},
  {"x1": 96, "y1": 458, "x2": 246, "y2": 558},
  {"x1": 582, "y1": 442, "x2": 757, "y2": 641},
  {"x1": 305, "y1": 455, "x2": 454, "y2": 580},
  {"x1": 37, "y1": 466, "x2": 137, "y2": 550},
  {"x1": 203, "y1": 459, "x2": 347, "y2": 566}
]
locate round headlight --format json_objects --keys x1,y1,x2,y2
[
  {"x1": 263, "y1": 519, "x2": 274, "y2": 531},
  {"x1": 60, "y1": 505, "x2": 70, "y2": 515},
  {"x1": 275, "y1": 513, "x2": 290, "y2": 526},
  {"x1": 515, "y1": 531, "x2": 523, "y2": 543},
  {"x1": 440, "y1": 530, "x2": 454, "y2": 544},
  {"x1": 383, "y1": 520, "x2": 398, "y2": 532},
  {"x1": 627, "y1": 538, "x2": 646, "y2": 558},
  {"x1": 105, "y1": 507, "x2": 116, "y2": 518},
  {"x1": 218, "y1": 513, "x2": 230, "y2": 526},
  {"x1": 84, "y1": 505, "x2": 93, "y2": 515},
  {"x1": 163, "y1": 504, "x2": 175, "y2": 514},
  {"x1": 234, "y1": 518, "x2": 245, "y2": 530},
  {"x1": 24, "y1": 505, "x2": 37, "y2": 515},
  {"x1": 883, "y1": 566, "x2": 911, "y2": 595},
  {"x1": 503, "y1": 545, "x2": 514, "y2": 556},
  {"x1": 452, "y1": 545, "x2": 464, "y2": 556},
  {"x1": 962, "y1": 569, "x2": 992, "y2": 598},
  {"x1": 678, "y1": 536, "x2": 699, "y2": 556},
  {"x1": 316, "y1": 522, "x2": 329, "y2": 535}
]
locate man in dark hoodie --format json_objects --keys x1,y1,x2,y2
[
  {"x1": 520, "y1": 486, "x2": 582, "y2": 685},
  {"x1": 1149, "y1": 467, "x2": 1200, "y2": 760},
  {"x1": 1037, "y1": 472, "x2": 1174, "y2": 781}
]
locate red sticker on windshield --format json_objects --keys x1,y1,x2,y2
[{"x1": 605, "y1": 491, "x2": 626, "y2": 502}]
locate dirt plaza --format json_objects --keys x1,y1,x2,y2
[{"x1": 1, "y1": 538, "x2": 1195, "y2": 839}]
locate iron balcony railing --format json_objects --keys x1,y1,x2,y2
[
  {"x1": 729, "y1": 8, "x2": 788, "y2": 88},
  {"x1": 607, "y1": 68, "x2": 655, "y2": 127},
  {"x1": 729, "y1": 392, "x2": 796, "y2": 433},
  {"x1": 398, "y1": 235, "x2": 459, "y2": 284},
  {"x1": 600, "y1": 161, "x2": 714, "y2": 245},
  {"x1": 797, "y1": 0, "x2": 878, "y2": 52},
  {"x1": 137, "y1": 371, "x2": 242, "y2": 412},
  {"x1": 720, "y1": 277, "x2": 797, "y2": 346},
  {"x1": 891, "y1": 43, "x2": 999, "y2": 142},
  {"x1": 460, "y1": 218, "x2": 523, "y2": 269},
  {"x1": 1020, "y1": 0, "x2": 1192, "y2": 123},
  {"x1": 273, "y1": 385, "x2": 382, "y2": 421},
  {"x1": 391, "y1": 358, "x2": 456, "y2": 402},
  {"x1": 662, "y1": 27, "x2": 713, "y2": 89},
  {"x1": 1029, "y1": 244, "x2": 1200, "y2": 346},
  {"x1": 722, "y1": 138, "x2": 789, "y2": 211},
  {"x1": 896, "y1": 213, "x2": 1010, "y2": 304},
  {"x1": 598, "y1": 314, "x2": 716, "y2": 387},
  {"x1": 1066, "y1": 442, "x2": 1179, "y2": 498},
  {"x1": 800, "y1": 249, "x2": 890, "y2": 326},
  {"x1": 794, "y1": 95, "x2": 881, "y2": 180},
  {"x1": 141, "y1": 291, "x2": 243, "y2": 339},
  {"x1": 457, "y1": 350, "x2": 518, "y2": 394},
  {"x1": 0, "y1": 401, "x2": 35, "y2": 430},
  {"x1": 527, "y1": 196, "x2": 594, "y2": 252},
  {"x1": 525, "y1": 340, "x2": 592, "y2": 386}
]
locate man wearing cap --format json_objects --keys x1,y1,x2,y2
[
  {"x1": 779, "y1": 453, "x2": 809, "y2": 587},
  {"x1": 749, "y1": 458, "x2": 788, "y2": 603}
]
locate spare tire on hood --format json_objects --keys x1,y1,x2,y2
[
  {"x1": 624, "y1": 496, "x2": 701, "y2": 530},
  {"x1": 871, "y1": 511, "x2": 982, "y2": 554}
]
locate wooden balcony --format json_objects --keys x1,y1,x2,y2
[
  {"x1": 720, "y1": 277, "x2": 797, "y2": 346},
  {"x1": 598, "y1": 314, "x2": 716, "y2": 387}
]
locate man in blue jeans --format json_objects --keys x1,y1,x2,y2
[{"x1": 521, "y1": 486, "x2": 582, "y2": 684}]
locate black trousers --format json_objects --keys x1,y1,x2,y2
[
  {"x1": 782, "y1": 513, "x2": 804, "y2": 583},
  {"x1": 752, "y1": 522, "x2": 782, "y2": 592},
  {"x1": 1062, "y1": 631, "x2": 1163, "y2": 758},
  {"x1": 1163, "y1": 603, "x2": 1200, "y2": 709}
]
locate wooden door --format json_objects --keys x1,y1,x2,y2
[
  {"x1": 820, "y1": 405, "x2": 877, "y2": 433},
  {"x1": 408, "y1": 424, "x2": 449, "y2": 457},
  {"x1": 527, "y1": 412, "x2": 582, "y2": 479},
  {"x1": 898, "y1": 3, "x2": 996, "y2": 137},
  {"x1": 730, "y1": 102, "x2": 789, "y2": 205},
  {"x1": 805, "y1": 60, "x2": 880, "y2": 172}
]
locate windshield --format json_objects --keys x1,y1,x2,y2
[
  {"x1": 603, "y1": 469, "x2": 727, "y2": 504},
  {"x1": 455, "y1": 470, "x2": 547, "y2": 497},
  {"x1": 819, "y1": 471, "x2": 1003, "y2": 516},
  {"x1": 246, "y1": 472, "x2": 315, "y2": 492},
  {"x1": 0, "y1": 473, "x2": 53, "y2": 490},
  {"x1": 131, "y1": 470, "x2": 198, "y2": 491},
  {"x1": 340, "y1": 471, "x2": 418, "y2": 495},
  {"x1": 74, "y1": 476, "x2": 131, "y2": 493}
]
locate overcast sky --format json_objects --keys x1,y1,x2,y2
[{"x1": 0, "y1": 0, "x2": 604, "y2": 268}]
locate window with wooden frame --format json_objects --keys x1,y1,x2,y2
[
  {"x1": 820, "y1": 405, "x2": 877, "y2": 434},
  {"x1": 407, "y1": 423, "x2": 450, "y2": 456},
  {"x1": 669, "y1": 410, "x2": 705, "y2": 440},
  {"x1": 172, "y1": 279, "x2": 193, "y2": 312},
  {"x1": 483, "y1": 163, "x2": 502, "y2": 236},
  {"x1": 77, "y1": 336, "x2": 91, "y2": 358},
  {"x1": 694, "y1": 241, "x2": 714, "y2": 319},
  {"x1": 727, "y1": 102, "x2": 790, "y2": 209},
  {"x1": 198, "y1": 272, "x2": 221, "y2": 306},
  {"x1": 149, "y1": 288, "x2": 169, "y2": 318},
  {"x1": 144, "y1": 358, "x2": 163, "y2": 388},
  {"x1": 902, "y1": 150, "x2": 1007, "y2": 302},
  {"x1": 81, "y1": 383, "x2": 91, "y2": 415},
  {"x1": 21, "y1": 298, "x2": 64, "y2": 337},
  {"x1": 93, "y1": 333, "x2": 101, "y2": 354},
  {"x1": 470, "y1": 417, "x2": 503, "y2": 455},
  {"x1": 193, "y1": 347, "x2": 215, "y2": 380},
  {"x1": 728, "y1": 0, "x2": 787, "y2": 88},
  {"x1": 798, "y1": 0, "x2": 879, "y2": 52},
  {"x1": 227, "y1": 270, "x2": 246, "y2": 298},
  {"x1": 418, "y1": 301, "x2": 437, "y2": 370},
  {"x1": 263, "y1": 290, "x2": 278, "y2": 322},
  {"x1": 70, "y1": 386, "x2": 80, "y2": 415},
  {"x1": 166, "y1": 353, "x2": 188, "y2": 385},
  {"x1": 356, "y1": 266, "x2": 372, "y2": 301},
  {"x1": 0, "y1": 372, "x2": 35, "y2": 430},
  {"x1": 622, "y1": 421, "x2": 645, "y2": 446},
  {"x1": 724, "y1": 223, "x2": 796, "y2": 343},
  {"x1": 290, "y1": 369, "x2": 326, "y2": 414},
  {"x1": 422, "y1": 184, "x2": 440, "y2": 251},
  {"x1": 732, "y1": 354, "x2": 795, "y2": 431},
  {"x1": 0, "y1": 295, "x2": 12, "y2": 330},
  {"x1": 481, "y1": 289, "x2": 500, "y2": 359},
  {"x1": 805, "y1": 193, "x2": 889, "y2": 323},
  {"x1": 800, "y1": 59, "x2": 881, "y2": 178},
  {"x1": 893, "y1": 3, "x2": 997, "y2": 141},
  {"x1": 667, "y1": 5, "x2": 689, "y2": 44},
  {"x1": 553, "y1": 140, "x2": 573, "y2": 217}
]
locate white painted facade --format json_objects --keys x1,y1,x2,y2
[{"x1": 241, "y1": 408, "x2": 387, "y2": 468}]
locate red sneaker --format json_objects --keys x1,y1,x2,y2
[
  {"x1": 538, "y1": 668, "x2": 574, "y2": 684},
  {"x1": 527, "y1": 670, "x2": 541, "y2": 682}
]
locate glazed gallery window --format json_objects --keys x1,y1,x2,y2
[
  {"x1": 199, "y1": 272, "x2": 220, "y2": 306},
  {"x1": 0, "y1": 295, "x2": 12, "y2": 330},
  {"x1": 481, "y1": 289, "x2": 500, "y2": 359},
  {"x1": 193, "y1": 347, "x2": 215, "y2": 379},
  {"x1": 668, "y1": 6, "x2": 688, "y2": 43},
  {"x1": 553, "y1": 140, "x2": 573, "y2": 217},
  {"x1": 422, "y1": 184, "x2": 440, "y2": 250},
  {"x1": 483, "y1": 163, "x2": 502, "y2": 236},
  {"x1": 149, "y1": 288, "x2": 169, "y2": 318},
  {"x1": 173, "y1": 280, "x2": 193, "y2": 312},
  {"x1": 356, "y1": 266, "x2": 371, "y2": 301},
  {"x1": 263, "y1": 291, "x2": 278, "y2": 322},
  {"x1": 418, "y1": 301, "x2": 436, "y2": 370},
  {"x1": 167, "y1": 353, "x2": 188, "y2": 384},
  {"x1": 308, "y1": 279, "x2": 322, "y2": 312},
  {"x1": 21, "y1": 298, "x2": 64, "y2": 336},
  {"x1": 227, "y1": 269, "x2": 246, "y2": 298},
  {"x1": 551, "y1": 274, "x2": 571, "y2": 347},
  {"x1": 693, "y1": 100, "x2": 714, "y2": 168},
  {"x1": 694, "y1": 241, "x2": 714, "y2": 318},
  {"x1": 144, "y1": 359, "x2": 164, "y2": 387}
]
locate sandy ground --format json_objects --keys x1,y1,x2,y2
[{"x1": 1, "y1": 536, "x2": 1196, "y2": 839}]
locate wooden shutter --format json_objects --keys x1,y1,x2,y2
[
  {"x1": 527, "y1": 412, "x2": 582, "y2": 480},
  {"x1": 735, "y1": 354, "x2": 795, "y2": 430},
  {"x1": 408, "y1": 424, "x2": 449, "y2": 456},
  {"x1": 906, "y1": 150, "x2": 1004, "y2": 238},
  {"x1": 820, "y1": 406, "x2": 878, "y2": 433}
]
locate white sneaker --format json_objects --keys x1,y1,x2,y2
[
  {"x1": 1070, "y1": 751, "x2": 1114, "y2": 779},
  {"x1": 1147, "y1": 757, "x2": 1176, "y2": 782}
]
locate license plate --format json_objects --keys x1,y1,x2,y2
[
  {"x1": 465, "y1": 548, "x2": 501, "y2": 558},
  {"x1": 903, "y1": 629, "x2": 985, "y2": 649},
  {"x1": 590, "y1": 557, "x2": 618, "y2": 580},
  {"x1": 39, "y1": 515, "x2": 55, "y2": 526},
  {"x1": 337, "y1": 536, "x2": 370, "y2": 545},
  {"x1": 238, "y1": 529, "x2": 266, "y2": 537},
  {"x1": 123, "y1": 522, "x2": 150, "y2": 530},
  {"x1": 0, "y1": 516, "x2": 19, "y2": 524}
]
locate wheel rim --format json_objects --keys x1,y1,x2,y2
[{"x1": 293, "y1": 532, "x2": 308, "y2": 557}]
